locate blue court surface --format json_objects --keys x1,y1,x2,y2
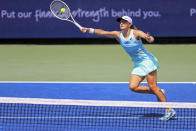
[
  {"x1": 0, "y1": 82, "x2": 195, "y2": 102},
  {"x1": 0, "y1": 82, "x2": 196, "y2": 131}
]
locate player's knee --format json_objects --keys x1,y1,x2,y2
[
  {"x1": 148, "y1": 83, "x2": 158, "y2": 92},
  {"x1": 148, "y1": 83, "x2": 157, "y2": 89},
  {"x1": 129, "y1": 84, "x2": 138, "y2": 92}
]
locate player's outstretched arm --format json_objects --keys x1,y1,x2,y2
[{"x1": 81, "y1": 28, "x2": 120, "y2": 39}]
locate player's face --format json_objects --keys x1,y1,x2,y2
[{"x1": 120, "y1": 20, "x2": 131, "y2": 30}]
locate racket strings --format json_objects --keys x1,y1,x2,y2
[{"x1": 50, "y1": 0, "x2": 70, "y2": 20}]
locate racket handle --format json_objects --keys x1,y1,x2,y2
[
  {"x1": 74, "y1": 22, "x2": 87, "y2": 33},
  {"x1": 74, "y1": 22, "x2": 82, "y2": 30}
]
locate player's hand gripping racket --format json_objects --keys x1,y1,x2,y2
[{"x1": 50, "y1": 0, "x2": 83, "y2": 30}]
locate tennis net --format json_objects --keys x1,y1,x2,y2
[{"x1": 0, "y1": 97, "x2": 196, "y2": 131}]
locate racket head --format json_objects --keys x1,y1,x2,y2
[{"x1": 50, "y1": 0, "x2": 71, "y2": 20}]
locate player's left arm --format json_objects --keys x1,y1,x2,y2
[{"x1": 134, "y1": 30, "x2": 154, "y2": 43}]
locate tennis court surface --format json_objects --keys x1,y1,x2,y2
[{"x1": 0, "y1": 82, "x2": 196, "y2": 131}]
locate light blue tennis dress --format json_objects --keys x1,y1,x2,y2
[{"x1": 119, "y1": 29, "x2": 159, "y2": 76}]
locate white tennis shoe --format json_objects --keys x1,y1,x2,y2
[{"x1": 159, "y1": 108, "x2": 176, "y2": 121}]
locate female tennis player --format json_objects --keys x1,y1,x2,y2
[{"x1": 81, "y1": 16, "x2": 175, "y2": 121}]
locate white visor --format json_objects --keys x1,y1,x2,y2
[{"x1": 117, "y1": 16, "x2": 133, "y2": 24}]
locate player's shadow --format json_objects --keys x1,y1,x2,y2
[{"x1": 130, "y1": 113, "x2": 176, "y2": 120}]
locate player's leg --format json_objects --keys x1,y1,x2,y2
[
  {"x1": 129, "y1": 74, "x2": 154, "y2": 94},
  {"x1": 146, "y1": 70, "x2": 166, "y2": 102},
  {"x1": 146, "y1": 70, "x2": 176, "y2": 121}
]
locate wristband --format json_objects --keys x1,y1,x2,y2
[{"x1": 89, "y1": 28, "x2": 94, "y2": 34}]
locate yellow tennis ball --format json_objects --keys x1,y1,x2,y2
[{"x1": 61, "y1": 8, "x2": 66, "y2": 13}]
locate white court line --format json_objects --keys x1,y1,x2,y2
[{"x1": 0, "y1": 81, "x2": 195, "y2": 84}]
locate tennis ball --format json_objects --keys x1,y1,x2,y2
[{"x1": 61, "y1": 8, "x2": 66, "y2": 13}]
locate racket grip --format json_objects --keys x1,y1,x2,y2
[
  {"x1": 75, "y1": 22, "x2": 87, "y2": 33},
  {"x1": 74, "y1": 22, "x2": 82, "y2": 30}
]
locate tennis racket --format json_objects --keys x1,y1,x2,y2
[{"x1": 50, "y1": 0, "x2": 83, "y2": 30}]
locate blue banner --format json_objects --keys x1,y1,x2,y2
[{"x1": 0, "y1": 0, "x2": 196, "y2": 38}]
